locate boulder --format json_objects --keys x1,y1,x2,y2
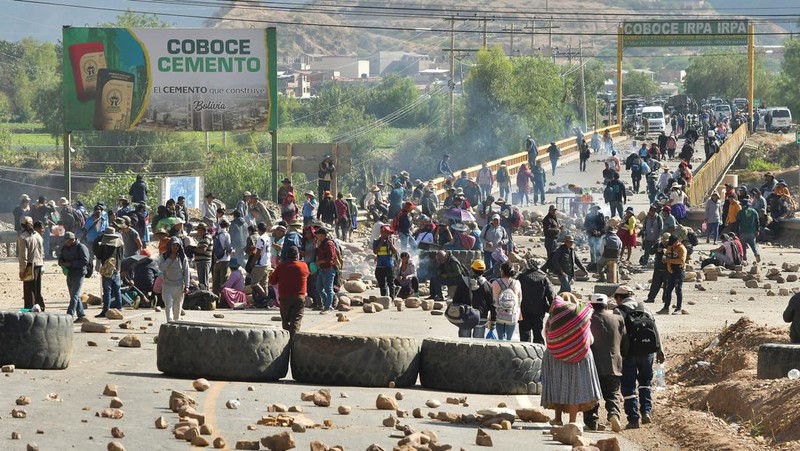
[
  {"x1": 260, "y1": 431, "x2": 295, "y2": 451},
  {"x1": 421, "y1": 300, "x2": 434, "y2": 311},
  {"x1": 594, "y1": 437, "x2": 621, "y2": 451},
  {"x1": 475, "y1": 429, "x2": 493, "y2": 447},
  {"x1": 552, "y1": 423, "x2": 583, "y2": 445},
  {"x1": 515, "y1": 408, "x2": 551, "y2": 423},
  {"x1": 313, "y1": 389, "x2": 331, "y2": 407},
  {"x1": 404, "y1": 298, "x2": 422, "y2": 308},
  {"x1": 118, "y1": 335, "x2": 141, "y2": 348},
  {"x1": 343, "y1": 280, "x2": 367, "y2": 294},
  {"x1": 81, "y1": 322, "x2": 111, "y2": 333},
  {"x1": 376, "y1": 394, "x2": 398, "y2": 410},
  {"x1": 105, "y1": 309, "x2": 124, "y2": 320},
  {"x1": 375, "y1": 296, "x2": 392, "y2": 309},
  {"x1": 363, "y1": 303, "x2": 377, "y2": 313},
  {"x1": 192, "y1": 379, "x2": 211, "y2": 392},
  {"x1": 745, "y1": 280, "x2": 759, "y2": 288}
]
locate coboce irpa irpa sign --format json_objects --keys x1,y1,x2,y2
[
  {"x1": 622, "y1": 20, "x2": 749, "y2": 48},
  {"x1": 62, "y1": 27, "x2": 278, "y2": 132}
]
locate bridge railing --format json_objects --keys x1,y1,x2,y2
[
  {"x1": 431, "y1": 125, "x2": 622, "y2": 200},
  {"x1": 687, "y1": 125, "x2": 749, "y2": 207}
]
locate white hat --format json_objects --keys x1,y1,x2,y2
[{"x1": 589, "y1": 294, "x2": 608, "y2": 305}]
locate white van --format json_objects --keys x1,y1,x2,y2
[
  {"x1": 714, "y1": 104, "x2": 732, "y2": 121},
  {"x1": 641, "y1": 106, "x2": 665, "y2": 134},
  {"x1": 767, "y1": 107, "x2": 793, "y2": 133}
]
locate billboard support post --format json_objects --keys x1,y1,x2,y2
[
  {"x1": 616, "y1": 26, "x2": 623, "y2": 126},
  {"x1": 63, "y1": 131, "x2": 71, "y2": 201},
  {"x1": 748, "y1": 24, "x2": 755, "y2": 132},
  {"x1": 271, "y1": 130, "x2": 278, "y2": 203}
]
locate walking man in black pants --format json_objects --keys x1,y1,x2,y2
[
  {"x1": 516, "y1": 258, "x2": 554, "y2": 344},
  {"x1": 645, "y1": 233, "x2": 670, "y2": 304}
]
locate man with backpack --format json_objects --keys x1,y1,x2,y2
[
  {"x1": 584, "y1": 293, "x2": 626, "y2": 433},
  {"x1": 314, "y1": 227, "x2": 339, "y2": 314},
  {"x1": 480, "y1": 214, "x2": 508, "y2": 270},
  {"x1": 604, "y1": 173, "x2": 627, "y2": 219},
  {"x1": 517, "y1": 258, "x2": 554, "y2": 344},
  {"x1": 212, "y1": 219, "x2": 233, "y2": 296},
  {"x1": 495, "y1": 161, "x2": 511, "y2": 203},
  {"x1": 630, "y1": 154, "x2": 644, "y2": 194},
  {"x1": 613, "y1": 285, "x2": 665, "y2": 430},
  {"x1": 532, "y1": 160, "x2": 547, "y2": 205},
  {"x1": 428, "y1": 250, "x2": 466, "y2": 302},
  {"x1": 450, "y1": 259, "x2": 494, "y2": 338},
  {"x1": 658, "y1": 235, "x2": 686, "y2": 315},
  {"x1": 95, "y1": 227, "x2": 124, "y2": 318},
  {"x1": 645, "y1": 232, "x2": 670, "y2": 304},
  {"x1": 58, "y1": 231, "x2": 90, "y2": 323},
  {"x1": 596, "y1": 226, "x2": 622, "y2": 282}
]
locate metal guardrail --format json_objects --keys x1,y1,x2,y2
[
  {"x1": 431, "y1": 125, "x2": 622, "y2": 200},
  {"x1": 687, "y1": 126, "x2": 749, "y2": 207}
]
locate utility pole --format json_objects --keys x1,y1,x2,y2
[
  {"x1": 503, "y1": 23, "x2": 516, "y2": 57},
  {"x1": 579, "y1": 39, "x2": 588, "y2": 130},
  {"x1": 443, "y1": 17, "x2": 485, "y2": 139},
  {"x1": 482, "y1": 17, "x2": 488, "y2": 49},
  {"x1": 449, "y1": 17, "x2": 455, "y2": 139},
  {"x1": 524, "y1": 20, "x2": 537, "y2": 54}
]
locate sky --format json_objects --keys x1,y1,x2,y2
[{"x1": 0, "y1": 0, "x2": 206, "y2": 41}]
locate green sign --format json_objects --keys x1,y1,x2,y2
[
  {"x1": 622, "y1": 20, "x2": 749, "y2": 48},
  {"x1": 63, "y1": 27, "x2": 278, "y2": 132},
  {"x1": 795, "y1": 130, "x2": 800, "y2": 144}
]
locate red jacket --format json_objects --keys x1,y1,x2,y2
[
  {"x1": 316, "y1": 238, "x2": 337, "y2": 270},
  {"x1": 268, "y1": 260, "x2": 310, "y2": 298}
]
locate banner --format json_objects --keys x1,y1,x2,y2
[
  {"x1": 62, "y1": 27, "x2": 277, "y2": 132},
  {"x1": 622, "y1": 20, "x2": 749, "y2": 48},
  {"x1": 160, "y1": 176, "x2": 203, "y2": 209}
]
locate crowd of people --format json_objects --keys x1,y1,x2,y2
[{"x1": 11, "y1": 123, "x2": 800, "y2": 434}]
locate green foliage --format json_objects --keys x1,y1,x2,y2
[
  {"x1": 32, "y1": 83, "x2": 62, "y2": 142},
  {"x1": 775, "y1": 38, "x2": 800, "y2": 116},
  {"x1": 623, "y1": 71, "x2": 659, "y2": 97},
  {"x1": 683, "y1": 51, "x2": 772, "y2": 101},
  {"x1": 204, "y1": 147, "x2": 271, "y2": 208},
  {"x1": 460, "y1": 47, "x2": 575, "y2": 163},
  {"x1": 0, "y1": 38, "x2": 60, "y2": 122},
  {"x1": 82, "y1": 169, "x2": 160, "y2": 210},
  {"x1": 746, "y1": 157, "x2": 780, "y2": 172},
  {"x1": 98, "y1": 10, "x2": 171, "y2": 28}
]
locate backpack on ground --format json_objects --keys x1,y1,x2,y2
[
  {"x1": 494, "y1": 279, "x2": 519, "y2": 324},
  {"x1": 620, "y1": 304, "x2": 659, "y2": 354},
  {"x1": 509, "y1": 207, "x2": 523, "y2": 229}
]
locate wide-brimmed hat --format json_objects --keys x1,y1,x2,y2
[
  {"x1": 614, "y1": 285, "x2": 634, "y2": 296},
  {"x1": 345, "y1": 194, "x2": 355, "y2": 200},
  {"x1": 305, "y1": 191, "x2": 316, "y2": 198},
  {"x1": 450, "y1": 223, "x2": 469, "y2": 232},
  {"x1": 324, "y1": 191, "x2": 332, "y2": 198},
  {"x1": 20, "y1": 194, "x2": 30, "y2": 202},
  {"x1": 494, "y1": 198, "x2": 506, "y2": 204},
  {"x1": 20, "y1": 216, "x2": 33, "y2": 227},
  {"x1": 564, "y1": 235, "x2": 575, "y2": 242},
  {"x1": 195, "y1": 222, "x2": 208, "y2": 230},
  {"x1": 777, "y1": 179, "x2": 787, "y2": 186},
  {"x1": 58, "y1": 197, "x2": 69, "y2": 206},
  {"x1": 764, "y1": 172, "x2": 774, "y2": 178},
  {"x1": 315, "y1": 227, "x2": 329, "y2": 235},
  {"x1": 64, "y1": 231, "x2": 76, "y2": 241},
  {"x1": 282, "y1": 178, "x2": 291, "y2": 184},
  {"x1": 369, "y1": 185, "x2": 380, "y2": 192},
  {"x1": 670, "y1": 182, "x2": 682, "y2": 189},
  {"x1": 104, "y1": 227, "x2": 117, "y2": 236},
  {"x1": 114, "y1": 218, "x2": 127, "y2": 228},
  {"x1": 400, "y1": 170, "x2": 409, "y2": 177},
  {"x1": 243, "y1": 190, "x2": 252, "y2": 197}
]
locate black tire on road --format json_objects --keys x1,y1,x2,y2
[
  {"x1": 594, "y1": 283, "x2": 620, "y2": 297},
  {"x1": 290, "y1": 332, "x2": 420, "y2": 387},
  {"x1": 757, "y1": 343, "x2": 800, "y2": 380},
  {"x1": 420, "y1": 338, "x2": 545, "y2": 395},
  {"x1": 157, "y1": 322, "x2": 290, "y2": 381},
  {"x1": 0, "y1": 312, "x2": 73, "y2": 369}
]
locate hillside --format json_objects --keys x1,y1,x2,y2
[{"x1": 209, "y1": 0, "x2": 792, "y2": 62}]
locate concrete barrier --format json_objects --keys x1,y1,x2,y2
[
  {"x1": 757, "y1": 343, "x2": 800, "y2": 379},
  {"x1": 0, "y1": 230, "x2": 17, "y2": 257}
]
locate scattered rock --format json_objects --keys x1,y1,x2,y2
[
  {"x1": 193, "y1": 378, "x2": 211, "y2": 392},
  {"x1": 200, "y1": 424, "x2": 213, "y2": 435},
  {"x1": 516, "y1": 408, "x2": 551, "y2": 423},
  {"x1": 2, "y1": 364, "x2": 16, "y2": 373},
  {"x1": 337, "y1": 314, "x2": 350, "y2": 322},
  {"x1": 572, "y1": 435, "x2": 592, "y2": 447},
  {"x1": 213, "y1": 437, "x2": 226, "y2": 449},
  {"x1": 110, "y1": 397, "x2": 123, "y2": 408},
  {"x1": 118, "y1": 335, "x2": 141, "y2": 348},
  {"x1": 595, "y1": 436, "x2": 621, "y2": 451},
  {"x1": 446, "y1": 397, "x2": 460, "y2": 405},
  {"x1": 363, "y1": 303, "x2": 378, "y2": 313},
  {"x1": 111, "y1": 427, "x2": 124, "y2": 438},
  {"x1": 309, "y1": 440, "x2": 328, "y2": 451},
  {"x1": 376, "y1": 394, "x2": 398, "y2": 410},
  {"x1": 338, "y1": 405, "x2": 351, "y2": 415},
  {"x1": 313, "y1": 389, "x2": 331, "y2": 407},
  {"x1": 154, "y1": 416, "x2": 169, "y2": 429},
  {"x1": 178, "y1": 406, "x2": 205, "y2": 425},
  {"x1": 300, "y1": 392, "x2": 315, "y2": 401},
  {"x1": 290, "y1": 423, "x2": 306, "y2": 433},
  {"x1": 26, "y1": 444, "x2": 39, "y2": 451},
  {"x1": 767, "y1": 290, "x2": 776, "y2": 297},
  {"x1": 734, "y1": 309, "x2": 744, "y2": 313},
  {"x1": 779, "y1": 288, "x2": 790, "y2": 296},
  {"x1": 432, "y1": 301, "x2": 446, "y2": 310},
  {"x1": 412, "y1": 408, "x2": 423, "y2": 418},
  {"x1": 269, "y1": 403, "x2": 287, "y2": 413},
  {"x1": 421, "y1": 300, "x2": 434, "y2": 311},
  {"x1": 552, "y1": 423, "x2": 583, "y2": 445},
  {"x1": 107, "y1": 442, "x2": 125, "y2": 451},
  {"x1": 169, "y1": 391, "x2": 197, "y2": 413},
  {"x1": 288, "y1": 406, "x2": 302, "y2": 413},
  {"x1": 745, "y1": 280, "x2": 759, "y2": 288},
  {"x1": 395, "y1": 392, "x2": 404, "y2": 400},
  {"x1": 192, "y1": 435, "x2": 210, "y2": 447},
  {"x1": 375, "y1": 296, "x2": 392, "y2": 309},
  {"x1": 366, "y1": 445, "x2": 385, "y2": 451},
  {"x1": 476, "y1": 429, "x2": 493, "y2": 447},
  {"x1": 87, "y1": 341, "x2": 98, "y2": 346},
  {"x1": 213, "y1": 313, "x2": 224, "y2": 318},
  {"x1": 404, "y1": 298, "x2": 421, "y2": 308},
  {"x1": 100, "y1": 408, "x2": 125, "y2": 419},
  {"x1": 16, "y1": 396, "x2": 31, "y2": 406},
  {"x1": 105, "y1": 309, "x2": 124, "y2": 320},
  {"x1": 12, "y1": 432, "x2": 21, "y2": 440},
  {"x1": 118, "y1": 321, "x2": 133, "y2": 329},
  {"x1": 787, "y1": 274, "x2": 798, "y2": 283},
  {"x1": 11, "y1": 408, "x2": 27, "y2": 418},
  {"x1": 382, "y1": 415, "x2": 399, "y2": 427},
  {"x1": 226, "y1": 400, "x2": 240, "y2": 410},
  {"x1": 430, "y1": 310, "x2": 444, "y2": 316},
  {"x1": 260, "y1": 431, "x2": 296, "y2": 451},
  {"x1": 82, "y1": 322, "x2": 111, "y2": 333},
  {"x1": 234, "y1": 440, "x2": 259, "y2": 450},
  {"x1": 426, "y1": 399, "x2": 441, "y2": 408}
]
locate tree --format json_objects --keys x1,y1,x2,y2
[
  {"x1": 623, "y1": 71, "x2": 659, "y2": 97},
  {"x1": 98, "y1": 10, "x2": 171, "y2": 28},
  {"x1": 775, "y1": 38, "x2": 800, "y2": 114},
  {"x1": 682, "y1": 51, "x2": 772, "y2": 102}
]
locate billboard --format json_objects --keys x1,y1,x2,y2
[
  {"x1": 160, "y1": 176, "x2": 203, "y2": 209},
  {"x1": 62, "y1": 27, "x2": 277, "y2": 132},
  {"x1": 622, "y1": 20, "x2": 749, "y2": 48}
]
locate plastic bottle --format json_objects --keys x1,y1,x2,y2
[
  {"x1": 655, "y1": 363, "x2": 667, "y2": 390},
  {"x1": 789, "y1": 369, "x2": 800, "y2": 380}
]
